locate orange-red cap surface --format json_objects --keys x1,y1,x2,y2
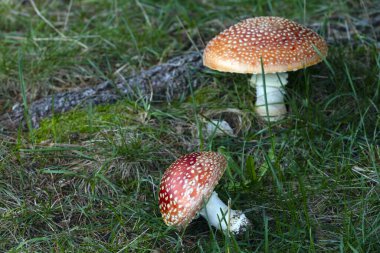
[{"x1": 203, "y1": 17, "x2": 328, "y2": 74}]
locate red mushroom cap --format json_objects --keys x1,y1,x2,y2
[
  {"x1": 203, "y1": 16, "x2": 328, "y2": 74},
  {"x1": 159, "y1": 152, "x2": 227, "y2": 228}
]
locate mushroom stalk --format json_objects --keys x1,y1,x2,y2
[
  {"x1": 251, "y1": 73, "x2": 288, "y2": 122},
  {"x1": 199, "y1": 191, "x2": 250, "y2": 234}
]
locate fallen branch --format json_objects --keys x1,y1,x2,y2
[
  {"x1": 1, "y1": 12, "x2": 379, "y2": 131},
  {"x1": 0, "y1": 52, "x2": 203, "y2": 130}
]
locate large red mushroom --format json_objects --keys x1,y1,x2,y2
[
  {"x1": 203, "y1": 16, "x2": 328, "y2": 121},
  {"x1": 159, "y1": 152, "x2": 250, "y2": 234}
]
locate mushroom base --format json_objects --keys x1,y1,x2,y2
[
  {"x1": 251, "y1": 73, "x2": 288, "y2": 122},
  {"x1": 199, "y1": 191, "x2": 250, "y2": 234}
]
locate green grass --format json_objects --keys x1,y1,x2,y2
[{"x1": 1, "y1": 0, "x2": 380, "y2": 252}]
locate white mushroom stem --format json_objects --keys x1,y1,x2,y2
[
  {"x1": 199, "y1": 191, "x2": 250, "y2": 234},
  {"x1": 250, "y1": 72, "x2": 288, "y2": 122}
]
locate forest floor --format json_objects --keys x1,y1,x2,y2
[{"x1": 0, "y1": 1, "x2": 379, "y2": 252}]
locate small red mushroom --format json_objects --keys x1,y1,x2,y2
[{"x1": 159, "y1": 151, "x2": 250, "y2": 234}]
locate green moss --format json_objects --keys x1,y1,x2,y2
[{"x1": 35, "y1": 100, "x2": 144, "y2": 143}]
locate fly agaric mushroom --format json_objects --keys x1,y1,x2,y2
[
  {"x1": 159, "y1": 152, "x2": 250, "y2": 234},
  {"x1": 203, "y1": 16, "x2": 328, "y2": 121}
]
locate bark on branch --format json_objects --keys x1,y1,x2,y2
[{"x1": 0, "y1": 52, "x2": 204, "y2": 130}]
